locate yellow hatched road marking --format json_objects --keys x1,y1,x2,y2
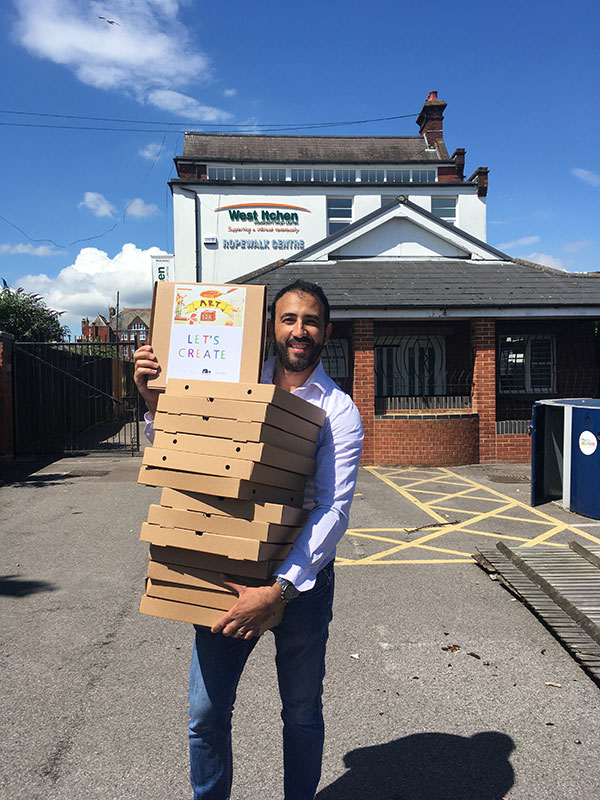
[
  {"x1": 453, "y1": 528, "x2": 566, "y2": 546},
  {"x1": 492, "y1": 513, "x2": 550, "y2": 525},
  {"x1": 364, "y1": 466, "x2": 447, "y2": 524},
  {"x1": 442, "y1": 468, "x2": 600, "y2": 545}
]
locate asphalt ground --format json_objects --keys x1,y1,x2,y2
[{"x1": 1, "y1": 455, "x2": 600, "y2": 800}]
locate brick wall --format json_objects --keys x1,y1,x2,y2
[
  {"x1": 472, "y1": 319, "x2": 496, "y2": 462},
  {"x1": 373, "y1": 414, "x2": 479, "y2": 466},
  {"x1": 496, "y1": 433, "x2": 530, "y2": 463},
  {"x1": 0, "y1": 333, "x2": 14, "y2": 461},
  {"x1": 352, "y1": 319, "x2": 374, "y2": 464}
]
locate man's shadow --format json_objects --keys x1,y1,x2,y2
[{"x1": 317, "y1": 731, "x2": 514, "y2": 800}]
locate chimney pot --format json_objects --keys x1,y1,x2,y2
[{"x1": 426, "y1": 91, "x2": 438, "y2": 102}]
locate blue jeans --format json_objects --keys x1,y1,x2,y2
[{"x1": 188, "y1": 563, "x2": 334, "y2": 800}]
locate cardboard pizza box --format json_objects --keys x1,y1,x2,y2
[
  {"x1": 137, "y1": 466, "x2": 303, "y2": 508},
  {"x1": 158, "y1": 488, "x2": 309, "y2": 526},
  {"x1": 142, "y1": 447, "x2": 306, "y2": 491},
  {"x1": 166, "y1": 379, "x2": 326, "y2": 427},
  {"x1": 148, "y1": 543, "x2": 281, "y2": 579},
  {"x1": 139, "y1": 593, "x2": 283, "y2": 635},
  {"x1": 154, "y1": 411, "x2": 318, "y2": 458},
  {"x1": 146, "y1": 577, "x2": 237, "y2": 611},
  {"x1": 152, "y1": 430, "x2": 315, "y2": 476},
  {"x1": 147, "y1": 504, "x2": 299, "y2": 543},
  {"x1": 147, "y1": 559, "x2": 238, "y2": 592},
  {"x1": 156, "y1": 394, "x2": 320, "y2": 442},
  {"x1": 140, "y1": 521, "x2": 292, "y2": 561},
  {"x1": 147, "y1": 282, "x2": 266, "y2": 390}
]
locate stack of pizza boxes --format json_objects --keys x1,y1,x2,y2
[{"x1": 137, "y1": 281, "x2": 325, "y2": 635}]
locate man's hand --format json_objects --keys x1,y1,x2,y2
[
  {"x1": 133, "y1": 345, "x2": 160, "y2": 417},
  {"x1": 211, "y1": 577, "x2": 284, "y2": 639}
]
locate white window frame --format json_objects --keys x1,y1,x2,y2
[
  {"x1": 431, "y1": 196, "x2": 457, "y2": 224},
  {"x1": 326, "y1": 197, "x2": 353, "y2": 235}
]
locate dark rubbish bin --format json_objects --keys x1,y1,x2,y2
[{"x1": 531, "y1": 398, "x2": 600, "y2": 518}]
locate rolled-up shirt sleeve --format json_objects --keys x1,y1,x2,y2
[
  {"x1": 275, "y1": 394, "x2": 363, "y2": 591},
  {"x1": 143, "y1": 411, "x2": 156, "y2": 445}
]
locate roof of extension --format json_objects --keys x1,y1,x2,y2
[
  {"x1": 181, "y1": 132, "x2": 450, "y2": 165},
  {"x1": 233, "y1": 258, "x2": 600, "y2": 312}
]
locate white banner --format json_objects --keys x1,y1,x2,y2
[{"x1": 151, "y1": 254, "x2": 175, "y2": 284}]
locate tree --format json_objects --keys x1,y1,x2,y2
[{"x1": 0, "y1": 280, "x2": 69, "y2": 342}]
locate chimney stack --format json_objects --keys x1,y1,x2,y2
[{"x1": 416, "y1": 90, "x2": 447, "y2": 149}]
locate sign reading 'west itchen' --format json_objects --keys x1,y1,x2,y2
[
  {"x1": 166, "y1": 285, "x2": 247, "y2": 382},
  {"x1": 217, "y1": 202, "x2": 309, "y2": 252}
]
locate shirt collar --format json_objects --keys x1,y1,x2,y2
[{"x1": 261, "y1": 356, "x2": 327, "y2": 396}]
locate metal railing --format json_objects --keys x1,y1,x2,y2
[{"x1": 12, "y1": 341, "x2": 142, "y2": 456}]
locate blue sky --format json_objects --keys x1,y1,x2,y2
[{"x1": 1, "y1": 0, "x2": 599, "y2": 334}]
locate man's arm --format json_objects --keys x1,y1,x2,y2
[
  {"x1": 211, "y1": 395, "x2": 363, "y2": 637},
  {"x1": 133, "y1": 344, "x2": 160, "y2": 418}
]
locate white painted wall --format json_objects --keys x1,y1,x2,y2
[
  {"x1": 172, "y1": 181, "x2": 486, "y2": 283},
  {"x1": 331, "y1": 218, "x2": 470, "y2": 259}
]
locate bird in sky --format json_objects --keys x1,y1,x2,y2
[{"x1": 99, "y1": 16, "x2": 120, "y2": 25}]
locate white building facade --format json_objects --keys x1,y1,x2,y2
[{"x1": 170, "y1": 92, "x2": 489, "y2": 283}]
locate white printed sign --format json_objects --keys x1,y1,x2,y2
[
  {"x1": 579, "y1": 430, "x2": 597, "y2": 456},
  {"x1": 166, "y1": 284, "x2": 246, "y2": 382}
]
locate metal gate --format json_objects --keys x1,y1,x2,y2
[{"x1": 12, "y1": 341, "x2": 142, "y2": 456}]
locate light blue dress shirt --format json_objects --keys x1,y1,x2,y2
[
  {"x1": 261, "y1": 357, "x2": 363, "y2": 591},
  {"x1": 144, "y1": 357, "x2": 363, "y2": 592}
]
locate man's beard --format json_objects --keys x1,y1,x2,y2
[{"x1": 275, "y1": 335, "x2": 324, "y2": 372}]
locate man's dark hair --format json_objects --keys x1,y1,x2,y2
[{"x1": 271, "y1": 280, "x2": 330, "y2": 327}]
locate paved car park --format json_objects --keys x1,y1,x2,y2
[{"x1": 1, "y1": 455, "x2": 600, "y2": 799}]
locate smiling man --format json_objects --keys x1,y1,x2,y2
[{"x1": 134, "y1": 279, "x2": 363, "y2": 800}]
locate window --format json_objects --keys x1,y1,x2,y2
[
  {"x1": 326, "y1": 197, "x2": 352, "y2": 234},
  {"x1": 431, "y1": 196, "x2": 457, "y2": 224},
  {"x1": 207, "y1": 167, "x2": 233, "y2": 180},
  {"x1": 291, "y1": 168, "x2": 312, "y2": 181},
  {"x1": 412, "y1": 169, "x2": 436, "y2": 182},
  {"x1": 361, "y1": 169, "x2": 385, "y2": 183},
  {"x1": 130, "y1": 322, "x2": 147, "y2": 342},
  {"x1": 321, "y1": 339, "x2": 349, "y2": 379},
  {"x1": 386, "y1": 169, "x2": 411, "y2": 183},
  {"x1": 335, "y1": 169, "x2": 356, "y2": 182},
  {"x1": 313, "y1": 169, "x2": 334, "y2": 182},
  {"x1": 262, "y1": 168, "x2": 286, "y2": 182},
  {"x1": 498, "y1": 335, "x2": 556, "y2": 394},
  {"x1": 375, "y1": 336, "x2": 446, "y2": 397},
  {"x1": 235, "y1": 168, "x2": 260, "y2": 181}
]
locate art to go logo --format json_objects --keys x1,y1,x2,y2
[{"x1": 579, "y1": 430, "x2": 598, "y2": 456}]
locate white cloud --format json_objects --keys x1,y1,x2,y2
[
  {"x1": 571, "y1": 168, "x2": 600, "y2": 188},
  {"x1": 497, "y1": 235, "x2": 540, "y2": 250},
  {"x1": 223, "y1": 88, "x2": 237, "y2": 98},
  {"x1": 0, "y1": 243, "x2": 60, "y2": 256},
  {"x1": 15, "y1": 243, "x2": 165, "y2": 331},
  {"x1": 524, "y1": 252, "x2": 564, "y2": 269},
  {"x1": 79, "y1": 192, "x2": 116, "y2": 218},
  {"x1": 126, "y1": 198, "x2": 160, "y2": 219},
  {"x1": 147, "y1": 89, "x2": 232, "y2": 122},
  {"x1": 139, "y1": 142, "x2": 163, "y2": 161},
  {"x1": 13, "y1": 1, "x2": 231, "y2": 119},
  {"x1": 563, "y1": 240, "x2": 594, "y2": 253}
]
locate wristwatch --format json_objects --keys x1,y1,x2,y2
[{"x1": 275, "y1": 576, "x2": 300, "y2": 603}]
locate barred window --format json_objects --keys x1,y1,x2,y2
[{"x1": 498, "y1": 335, "x2": 556, "y2": 393}]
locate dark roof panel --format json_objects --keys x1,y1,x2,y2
[
  {"x1": 234, "y1": 260, "x2": 600, "y2": 311},
  {"x1": 182, "y1": 133, "x2": 447, "y2": 164}
]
